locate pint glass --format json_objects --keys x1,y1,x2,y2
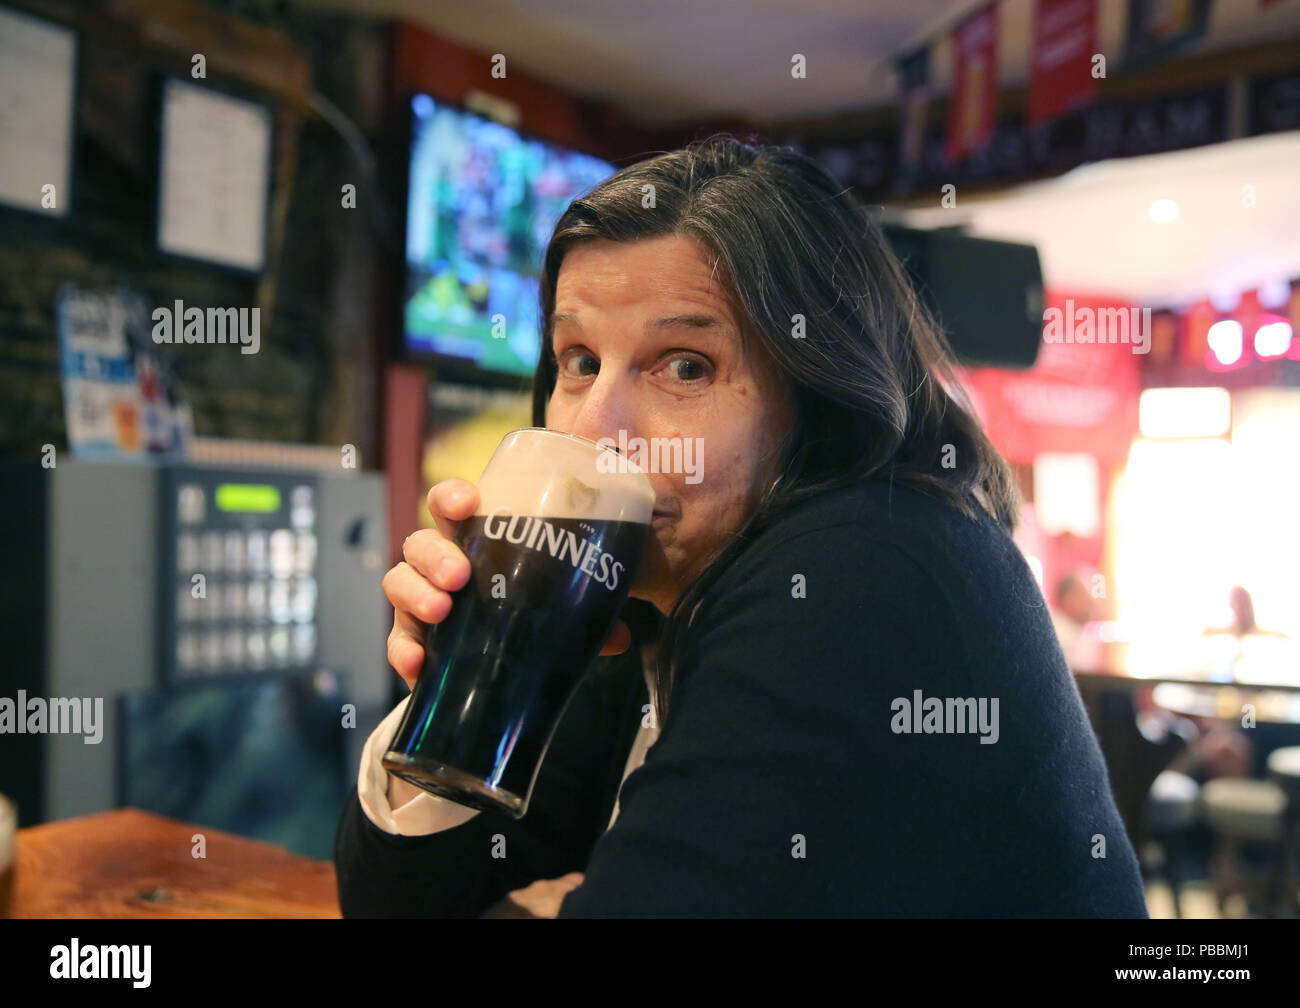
[{"x1": 382, "y1": 428, "x2": 655, "y2": 818}]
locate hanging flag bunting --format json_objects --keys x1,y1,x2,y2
[
  {"x1": 946, "y1": 3, "x2": 999, "y2": 163},
  {"x1": 1028, "y1": 0, "x2": 1099, "y2": 126},
  {"x1": 896, "y1": 45, "x2": 931, "y2": 183}
]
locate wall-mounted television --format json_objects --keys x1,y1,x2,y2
[{"x1": 402, "y1": 93, "x2": 614, "y2": 383}]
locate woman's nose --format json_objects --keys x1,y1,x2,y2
[{"x1": 563, "y1": 370, "x2": 637, "y2": 448}]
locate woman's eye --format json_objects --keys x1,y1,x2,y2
[
  {"x1": 662, "y1": 355, "x2": 711, "y2": 383},
  {"x1": 556, "y1": 348, "x2": 711, "y2": 384},
  {"x1": 557, "y1": 350, "x2": 599, "y2": 378}
]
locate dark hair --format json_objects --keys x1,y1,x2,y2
[{"x1": 531, "y1": 135, "x2": 1018, "y2": 722}]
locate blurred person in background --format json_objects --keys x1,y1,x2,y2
[
  {"x1": 1202, "y1": 585, "x2": 1289, "y2": 640},
  {"x1": 1051, "y1": 571, "x2": 1102, "y2": 671}
]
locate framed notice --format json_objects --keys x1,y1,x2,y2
[
  {"x1": 0, "y1": 5, "x2": 77, "y2": 216},
  {"x1": 156, "y1": 78, "x2": 272, "y2": 272}
]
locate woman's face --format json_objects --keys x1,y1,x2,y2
[{"x1": 545, "y1": 234, "x2": 792, "y2": 615}]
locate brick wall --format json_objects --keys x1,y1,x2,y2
[{"x1": 0, "y1": 0, "x2": 389, "y2": 463}]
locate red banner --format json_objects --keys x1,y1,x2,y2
[
  {"x1": 1028, "y1": 0, "x2": 1098, "y2": 126},
  {"x1": 956, "y1": 292, "x2": 1141, "y2": 465},
  {"x1": 946, "y1": 3, "x2": 999, "y2": 162}
]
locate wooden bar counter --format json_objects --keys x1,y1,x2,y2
[{"x1": 10, "y1": 808, "x2": 340, "y2": 918}]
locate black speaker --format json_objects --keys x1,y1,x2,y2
[{"x1": 883, "y1": 225, "x2": 1044, "y2": 369}]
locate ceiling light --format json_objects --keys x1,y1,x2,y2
[
  {"x1": 1207, "y1": 320, "x2": 1244, "y2": 366},
  {"x1": 1254, "y1": 319, "x2": 1292, "y2": 359}
]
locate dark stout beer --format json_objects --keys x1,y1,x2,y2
[
  {"x1": 383, "y1": 515, "x2": 648, "y2": 817},
  {"x1": 383, "y1": 430, "x2": 655, "y2": 819}
]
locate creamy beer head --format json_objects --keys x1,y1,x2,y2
[{"x1": 475, "y1": 428, "x2": 655, "y2": 524}]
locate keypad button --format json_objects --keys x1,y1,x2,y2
[
  {"x1": 177, "y1": 533, "x2": 199, "y2": 574},
  {"x1": 294, "y1": 532, "x2": 316, "y2": 573},
  {"x1": 291, "y1": 485, "x2": 315, "y2": 530},
  {"x1": 246, "y1": 579, "x2": 269, "y2": 621},
  {"x1": 292, "y1": 624, "x2": 316, "y2": 663},
  {"x1": 247, "y1": 531, "x2": 268, "y2": 575},
  {"x1": 224, "y1": 532, "x2": 244, "y2": 574},
  {"x1": 269, "y1": 578, "x2": 291, "y2": 624},
  {"x1": 269, "y1": 628, "x2": 291, "y2": 664},
  {"x1": 225, "y1": 581, "x2": 245, "y2": 622},
  {"x1": 178, "y1": 584, "x2": 196, "y2": 622},
  {"x1": 204, "y1": 582, "x2": 221, "y2": 621},
  {"x1": 201, "y1": 532, "x2": 222, "y2": 574},
  {"x1": 178, "y1": 484, "x2": 205, "y2": 525},
  {"x1": 202, "y1": 631, "x2": 222, "y2": 669},
  {"x1": 269, "y1": 529, "x2": 294, "y2": 578},
  {"x1": 224, "y1": 629, "x2": 244, "y2": 666},
  {"x1": 291, "y1": 576, "x2": 316, "y2": 623},
  {"x1": 246, "y1": 630, "x2": 268, "y2": 668},
  {"x1": 177, "y1": 633, "x2": 199, "y2": 670}
]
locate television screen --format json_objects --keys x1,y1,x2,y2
[{"x1": 403, "y1": 94, "x2": 615, "y2": 379}]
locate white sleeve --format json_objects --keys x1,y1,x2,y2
[{"x1": 357, "y1": 695, "x2": 481, "y2": 836}]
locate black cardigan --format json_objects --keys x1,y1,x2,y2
[{"x1": 334, "y1": 480, "x2": 1148, "y2": 918}]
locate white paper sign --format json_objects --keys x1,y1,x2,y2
[
  {"x1": 0, "y1": 8, "x2": 76, "y2": 215},
  {"x1": 157, "y1": 79, "x2": 271, "y2": 271}
]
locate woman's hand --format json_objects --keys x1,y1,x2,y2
[
  {"x1": 383, "y1": 478, "x2": 632, "y2": 692},
  {"x1": 479, "y1": 873, "x2": 585, "y2": 918}
]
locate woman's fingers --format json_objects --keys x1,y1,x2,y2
[
  {"x1": 496, "y1": 873, "x2": 587, "y2": 919},
  {"x1": 386, "y1": 607, "x2": 426, "y2": 691},
  {"x1": 427, "y1": 478, "x2": 480, "y2": 540},
  {"x1": 400, "y1": 529, "x2": 470, "y2": 593},
  {"x1": 384, "y1": 560, "x2": 455, "y2": 624},
  {"x1": 383, "y1": 480, "x2": 479, "y2": 694},
  {"x1": 382, "y1": 558, "x2": 463, "y2": 691}
]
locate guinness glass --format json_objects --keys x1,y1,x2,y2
[{"x1": 382, "y1": 428, "x2": 655, "y2": 818}]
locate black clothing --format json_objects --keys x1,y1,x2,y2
[{"x1": 335, "y1": 480, "x2": 1148, "y2": 917}]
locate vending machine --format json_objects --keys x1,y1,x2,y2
[{"x1": 0, "y1": 456, "x2": 390, "y2": 859}]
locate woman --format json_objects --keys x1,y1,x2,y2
[{"x1": 335, "y1": 136, "x2": 1148, "y2": 918}]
